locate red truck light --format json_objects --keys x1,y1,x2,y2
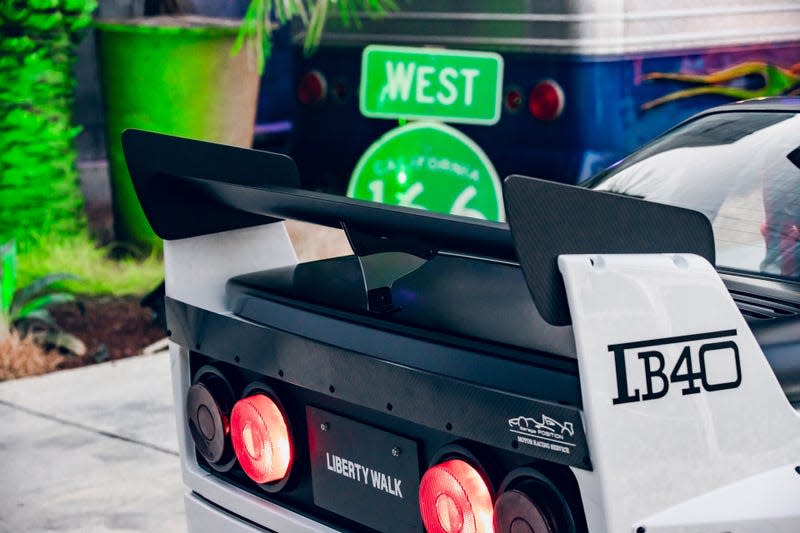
[
  {"x1": 230, "y1": 393, "x2": 293, "y2": 485},
  {"x1": 419, "y1": 458, "x2": 494, "y2": 533},
  {"x1": 505, "y1": 87, "x2": 524, "y2": 113},
  {"x1": 297, "y1": 70, "x2": 327, "y2": 106},
  {"x1": 528, "y1": 80, "x2": 565, "y2": 121}
]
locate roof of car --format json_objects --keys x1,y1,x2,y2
[{"x1": 694, "y1": 97, "x2": 800, "y2": 115}]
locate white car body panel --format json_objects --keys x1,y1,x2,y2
[
  {"x1": 560, "y1": 253, "x2": 800, "y2": 532},
  {"x1": 638, "y1": 463, "x2": 800, "y2": 532},
  {"x1": 164, "y1": 223, "x2": 297, "y2": 314}
]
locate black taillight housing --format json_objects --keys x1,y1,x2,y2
[
  {"x1": 494, "y1": 467, "x2": 577, "y2": 533},
  {"x1": 186, "y1": 366, "x2": 236, "y2": 470}
]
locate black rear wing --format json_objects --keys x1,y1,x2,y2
[
  {"x1": 122, "y1": 129, "x2": 515, "y2": 261},
  {"x1": 123, "y1": 129, "x2": 714, "y2": 326}
]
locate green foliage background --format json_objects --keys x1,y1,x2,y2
[{"x1": 0, "y1": 0, "x2": 96, "y2": 246}]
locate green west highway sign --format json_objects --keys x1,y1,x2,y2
[{"x1": 359, "y1": 45, "x2": 504, "y2": 125}]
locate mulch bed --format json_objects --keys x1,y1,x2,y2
[{"x1": 51, "y1": 296, "x2": 166, "y2": 369}]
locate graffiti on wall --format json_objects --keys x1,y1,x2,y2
[{"x1": 642, "y1": 61, "x2": 800, "y2": 111}]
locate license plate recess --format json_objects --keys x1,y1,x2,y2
[{"x1": 306, "y1": 407, "x2": 422, "y2": 532}]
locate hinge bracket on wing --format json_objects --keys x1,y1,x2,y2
[{"x1": 342, "y1": 223, "x2": 428, "y2": 314}]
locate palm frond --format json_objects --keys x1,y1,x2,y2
[
  {"x1": 237, "y1": 0, "x2": 399, "y2": 68},
  {"x1": 338, "y1": 0, "x2": 353, "y2": 28},
  {"x1": 304, "y1": 0, "x2": 329, "y2": 54}
]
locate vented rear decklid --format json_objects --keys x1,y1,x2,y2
[{"x1": 504, "y1": 175, "x2": 715, "y2": 326}]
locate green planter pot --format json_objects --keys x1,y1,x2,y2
[{"x1": 96, "y1": 16, "x2": 260, "y2": 247}]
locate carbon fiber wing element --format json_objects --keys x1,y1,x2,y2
[
  {"x1": 504, "y1": 175, "x2": 715, "y2": 326},
  {"x1": 122, "y1": 129, "x2": 515, "y2": 261}
]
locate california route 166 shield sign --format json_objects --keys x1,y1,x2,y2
[{"x1": 347, "y1": 122, "x2": 505, "y2": 222}]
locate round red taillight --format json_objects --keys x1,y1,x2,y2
[
  {"x1": 528, "y1": 80, "x2": 565, "y2": 121},
  {"x1": 297, "y1": 70, "x2": 327, "y2": 106},
  {"x1": 419, "y1": 459, "x2": 494, "y2": 533},
  {"x1": 230, "y1": 393, "x2": 293, "y2": 485}
]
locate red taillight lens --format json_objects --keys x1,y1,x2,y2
[
  {"x1": 231, "y1": 394, "x2": 293, "y2": 485},
  {"x1": 297, "y1": 70, "x2": 327, "y2": 106},
  {"x1": 419, "y1": 459, "x2": 494, "y2": 533},
  {"x1": 528, "y1": 80, "x2": 565, "y2": 121}
]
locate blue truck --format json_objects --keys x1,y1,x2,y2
[{"x1": 281, "y1": 0, "x2": 800, "y2": 195}]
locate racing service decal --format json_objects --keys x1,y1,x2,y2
[
  {"x1": 508, "y1": 414, "x2": 577, "y2": 456},
  {"x1": 609, "y1": 329, "x2": 742, "y2": 405}
]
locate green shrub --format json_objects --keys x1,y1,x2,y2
[{"x1": 16, "y1": 233, "x2": 163, "y2": 297}]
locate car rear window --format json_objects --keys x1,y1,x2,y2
[{"x1": 587, "y1": 111, "x2": 800, "y2": 280}]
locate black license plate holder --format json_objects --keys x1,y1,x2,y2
[{"x1": 306, "y1": 407, "x2": 422, "y2": 532}]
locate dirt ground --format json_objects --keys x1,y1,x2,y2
[
  {"x1": 52, "y1": 296, "x2": 167, "y2": 367},
  {"x1": 0, "y1": 295, "x2": 165, "y2": 381}
]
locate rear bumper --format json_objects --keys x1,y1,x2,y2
[
  {"x1": 184, "y1": 489, "x2": 338, "y2": 533},
  {"x1": 185, "y1": 492, "x2": 273, "y2": 533}
]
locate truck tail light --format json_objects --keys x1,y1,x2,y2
[
  {"x1": 528, "y1": 80, "x2": 565, "y2": 121},
  {"x1": 504, "y1": 87, "x2": 524, "y2": 113},
  {"x1": 297, "y1": 70, "x2": 327, "y2": 106},
  {"x1": 418, "y1": 459, "x2": 494, "y2": 533},
  {"x1": 231, "y1": 393, "x2": 293, "y2": 485},
  {"x1": 186, "y1": 369, "x2": 235, "y2": 468}
]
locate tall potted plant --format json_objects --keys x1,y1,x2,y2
[
  {"x1": 0, "y1": 0, "x2": 96, "y2": 247},
  {"x1": 96, "y1": 0, "x2": 397, "y2": 248}
]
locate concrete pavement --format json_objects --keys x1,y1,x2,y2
[{"x1": 0, "y1": 352, "x2": 186, "y2": 532}]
